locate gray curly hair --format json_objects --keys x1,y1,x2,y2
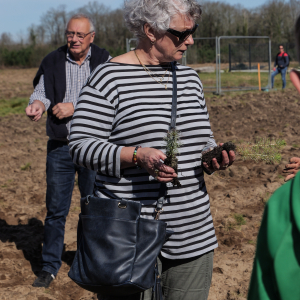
[{"x1": 124, "y1": 0, "x2": 202, "y2": 40}]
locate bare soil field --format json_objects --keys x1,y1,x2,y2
[
  {"x1": 1, "y1": 68, "x2": 300, "y2": 300},
  {"x1": 0, "y1": 68, "x2": 38, "y2": 100}
]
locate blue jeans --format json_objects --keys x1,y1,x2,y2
[
  {"x1": 42, "y1": 140, "x2": 96, "y2": 276},
  {"x1": 271, "y1": 67, "x2": 287, "y2": 89}
]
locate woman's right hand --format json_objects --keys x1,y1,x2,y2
[{"x1": 137, "y1": 147, "x2": 177, "y2": 183}]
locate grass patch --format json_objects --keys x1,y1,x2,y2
[
  {"x1": 248, "y1": 240, "x2": 256, "y2": 245},
  {"x1": 21, "y1": 162, "x2": 31, "y2": 171},
  {"x1": 234, "y1": 214, "x2": 246, "y2": 226},
  {"x1": 224, "y1": 214, "x2": 247, "y2": 231},
  {"x1": 0, "y1": 98, "x2": 28, "y2": 116},
  {"x1": 292, "y1": 144, "x2": 299, "y2": 148},
  {"x1": 196, "y1": 71, "x2": 294, "y2": 96},
  {"x1": 237, "y1": 138, "x2": 286, "y2": 164}
]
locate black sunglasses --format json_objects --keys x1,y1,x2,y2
[{"x1": 166, "y1": 24, "x2": 198, "y2": 42}]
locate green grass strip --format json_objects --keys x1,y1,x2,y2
[{"x1": 0, "y1": 98, "x2": 29, "y2": 116}]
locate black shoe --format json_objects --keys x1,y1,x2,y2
[{"x1": 32, "y1": 270, "x2": 55, "y2": 288}]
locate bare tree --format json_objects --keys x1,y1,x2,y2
[
  {"x1": 41, "y1": 5, "x2": 68, "y2": 45},
  {"x1": 0, "y1": 33, "x2": 13, "y2": 46}
]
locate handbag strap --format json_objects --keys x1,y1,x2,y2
[
  {"x1": 170, "y1": 62, "x2": 177, "y2": 130},
  {"x1": 155, "y1": 61, "x2": 177, "y2": 220}
]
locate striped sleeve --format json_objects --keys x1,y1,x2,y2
[
  {"x1": 69, "y1": 85, "x2": 123, "y2": 178},
  {"x1": 203, "y1": 114, "x2": 217, "y2": 151}
]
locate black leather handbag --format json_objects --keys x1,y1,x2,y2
[{"x1": 68, "y1": 62, "x2": 178, "y2": 297}]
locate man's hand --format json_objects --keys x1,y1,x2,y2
[
  {"x1": 283, "y1": 157, "x2": 300, "y2": 181},
  {"x1": 25, "y1": 100, "x2": 46, "y2": 122},
  {"x1": 52, "y1": 103, "x2": 74, "y2": 120}
]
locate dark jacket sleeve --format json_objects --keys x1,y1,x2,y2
[{"x1": 283, "y1": 54, "x2": 289, "y2": 68}]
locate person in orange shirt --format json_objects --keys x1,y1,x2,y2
[{"x1": 271, "y1": 45, "x2": 289, "y2": 89}]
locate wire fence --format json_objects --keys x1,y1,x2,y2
[{"x1": 126, "y1": 36, "x2": 297, "y2": 94}]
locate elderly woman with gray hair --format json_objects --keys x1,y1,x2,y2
[{"x1": 69, "y1": 0, "x2": 235, "y2": 299}]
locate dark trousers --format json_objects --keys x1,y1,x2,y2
[{"x1": 42, "y1": 140, "x2": 96, "y2": 276}]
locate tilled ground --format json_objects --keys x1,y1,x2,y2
[{"x1": 0, "y1": 71, "x2": 300, "y2": 299}]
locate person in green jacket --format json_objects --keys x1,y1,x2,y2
[
  {"x1": 283, "y1": 15, "x2": 300, "y2": 182},
  {"x1": 248, "y1": 171, "x2": 300, "y2": 299},
  {"x1": 249, "y1": 15, "x2": 300, "y2": 300}
]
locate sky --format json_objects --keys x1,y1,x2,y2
[{"x1": 0, "y1": 0, "x2": 277, "y2": 40}]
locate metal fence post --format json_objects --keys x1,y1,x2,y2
[
  {"x1": 218, "y1": 37, "x2": 221, "y2": 94},
  {"x1": 216, "y1": 36, "x2": 218, "y2": 94},
  {"x1": 229, "y1": 44, "x2": 231, "y2": 72},
  {"x1": 249, "y1": 43, "x2": 251, "y2": 70},
  {"x1": 268, "y1": 38, "x2": 272, "y2": 89},
  {"x1": 126, "y1": 38, "x2": 130, "y2": 53}
]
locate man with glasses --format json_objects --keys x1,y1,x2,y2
[
  {"x1": 271, "y1": 44, "x2": 290, "y2": 89},
  {"x1": 26, "y1": 14, "x2": 110, "y2": 288}
]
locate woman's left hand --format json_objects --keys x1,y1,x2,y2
[{"x1": 203, "y1": 143, "x2": 236, "y2": 173}]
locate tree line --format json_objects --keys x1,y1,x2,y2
[{"x1": 0, "y1": 0, "x2": 300, "y2": 67}]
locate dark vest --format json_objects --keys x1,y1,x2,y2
[{"x1": 33, "y1": 44, "x2": 109, "y2": 139}]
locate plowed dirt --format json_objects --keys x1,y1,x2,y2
[{"x1": 1, "y1": 68, "x2": 300, "y2": 300}]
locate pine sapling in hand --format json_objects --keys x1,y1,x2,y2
[{"x1": 164, "y1": 129, "x2": 182, "y2": 187}]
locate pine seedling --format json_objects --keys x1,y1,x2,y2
[
  {"x1": 164, "y1": 128, "x2": 182, "y2": 187},
  {"x1": 237, "y1": 138, "x2": 286, "y2": 164},
  {"x1": 202, "y1": 138, "x2": 286, "y2": 168}
]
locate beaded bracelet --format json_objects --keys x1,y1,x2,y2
[{"x1": 133, "y1": 146, "x2": 141, "y2": 169}]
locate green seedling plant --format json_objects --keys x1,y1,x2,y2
[
  {"x1": 164, "y1": 129, "x2": 182, "y2": 187},
  {"x1": 234, "y1": 214, "x2": 246, "y2": 226},
  {"x1": 21, "y1": 163, "x2": 31, "y2": 171},
  {"x1": 237, "y1": 138, "x2": 286, "y2": 164},
  {"x1": 225, "y1": 214, "x2": 246, "y2": 231}
]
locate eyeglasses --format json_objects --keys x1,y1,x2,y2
[
  {"x1": 65, "y1": 31, "x2": 93, "y2": 40},
  {"x1": 166, "y1": 24, "x2": 198, "y2": 42}
]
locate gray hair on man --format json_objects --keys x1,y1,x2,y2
[
  {"x1": 66, "y1": 13, "x2": 95, "y2": 33},
  {"x1": 124, "y1": 0, "x2": 202, "y2": 40}
]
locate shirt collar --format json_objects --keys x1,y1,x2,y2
[{"x1": 66, "y1": 46, "x2": 91, "y2": 64}]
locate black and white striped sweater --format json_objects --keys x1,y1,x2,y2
[{"x1": 69, "y1": 61, "x2": 218, "y2": 259}]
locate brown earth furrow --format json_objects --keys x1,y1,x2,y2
[{"x1": 1, "y1": 69, "x2": 300, "y2": 299}]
